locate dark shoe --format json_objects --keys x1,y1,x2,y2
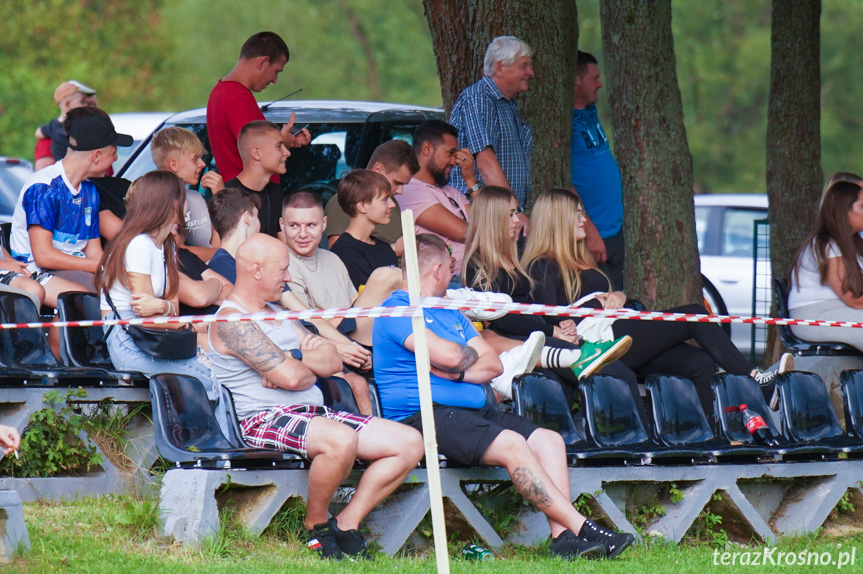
[
  {"x1": 579, "y1": 519, "x2": 635, "y2": 558},
  {"x1": 330, "y1": 517, "x2": 372, "y2": 559},
  {"x1": 307, "y1": 520, "x2": 344, "y2": 560},
  {"x1": 549, "y1": 529, "x2": 608, "y2": 560}
]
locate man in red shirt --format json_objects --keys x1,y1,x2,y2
[{"x1": 207, "y1": 31, "x2": 310, "y2": 183}]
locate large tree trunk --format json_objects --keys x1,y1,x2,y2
[
  {"x1": 422, "y1": 0, "x2": 578, "y2": 204},
  {"x1": 764, "y1": 0, "x2": 822, "y2": 364},
  {"x1": 600, "y1": 0, "x2": 701, "y2": 308}
]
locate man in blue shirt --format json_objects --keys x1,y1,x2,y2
[
  {"x1": 571, "y1": 51, "x2": 626, "y2": 290},
  {"x1": 373, "y1": 234, "x2": 633, "y2": 561},
  {"x1": 449, "y1": 36, "x2": 534, "y2": 238}
]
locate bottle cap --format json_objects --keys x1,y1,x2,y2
[{"x1": 739, "y1": 404, "x2": 748, "y2": 411}]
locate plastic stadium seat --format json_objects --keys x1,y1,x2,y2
[
  {"x1": 0, "y1": 290, "x2": 114, "y2": 386},
  {"x1": 367, "y1": 380, "x2": 382, "y2": 419},
  {"x1": 56, "y1": 291, "x2": 148, "y2": 386},
  {"x1": 579, "y1": 374, "x2": 703, "y2": 464},
  {"x1": 774, "y1": 279, "x2": 860, "y2": 356},
  {"x1": 775, "y1": 371, "x2": 863, "y2": 457},
  {"x1": 317, "y1": 376, "x2": 362, "y2": 415},
  {"x1": 644, "y1": 374, "x2": 767, "y2": 462},
  {"x1": 150, "y1": 374, "x2": 302, "y2": 469},
  {"x1": 840, "y1": 370, "x2": 863, "y2": 442},
  {"x1": 511, "y1": 372, "x2": 635, "y2": 465},
  {"x1": 712, "y1": 373, "x2": 831, "y2": 460}
]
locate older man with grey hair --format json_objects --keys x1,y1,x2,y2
[{"x1": 449, "y1": 36, "x2": 534, "y2": 237}]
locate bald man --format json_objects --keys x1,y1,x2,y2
[
  {"x1": 208, "y1": 234, "x2": 423, "y2": 561},
  {"x1": 225, "y1": 120, "x2": 291, "y2": 238}
]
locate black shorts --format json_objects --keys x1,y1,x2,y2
[{"x1": 400, "y1": 405, "x2": 538, "y2": 467}]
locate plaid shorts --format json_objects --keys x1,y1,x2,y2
[{"x1": 240, "y1": 404, "x2": 372, "y2": 459}]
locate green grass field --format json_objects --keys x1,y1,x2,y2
[{"x1": 5, "y1": 495, "x2": 862, "y2": 573}]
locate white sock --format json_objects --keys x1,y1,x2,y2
[{"x1": 540, "y1": 347, "x2": 582, "y2": 369}]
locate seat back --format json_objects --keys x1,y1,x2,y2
[
  {"x1": 317, "y1": 376, "x2": 361, "y2": 415},
  {"x1": 0, "y1": 222, "x2": 10, "y2": 252},
  {"x1": 840, "y1": 370, "x2": 863, "y2": 440},
  {"x1": 367, "y1": 379, "x2": 382, "y2": 419},
  {"x1": 56, "y1": 291, "x2": 114, "y2": 369},
  {"x1": 712, "y1": 373, "x2": 779, "y2": 444},
  {"x1": 149, "y1": 374, "x2": 238, "y2": 461},
  {"x1": 511, "y1": 372, "x2": 582, "y2": 445},
  {"x1": 774, "y1": 279, "x2": 858, "y2": 354},
  {"x1": 579, "y1": 375, "x2": 652, "y2": 448},
  {"x1": 0, "y1": 290, "x2": 61, "y2": 369},
  {"x1": 645, "y1": 375, "x2": 715, "y2": 446},
  {"x1": 776, "y1": 371, "x2": 844, "y2": 442}
]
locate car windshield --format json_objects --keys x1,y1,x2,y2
[{"x1": 0, "y1": 163, "x2": 34, "y2": 216}]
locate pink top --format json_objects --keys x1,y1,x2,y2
[{"x1": 399, "y1": 178, "x2": 471, "y2": 274}]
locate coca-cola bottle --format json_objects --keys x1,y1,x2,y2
[{"x1": 739, "y1": 404, "x2": 780, "y2": 447}]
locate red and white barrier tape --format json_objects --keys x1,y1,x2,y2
[{"x1": 1, "y1": 297, "x2": 862, "y2": 331}]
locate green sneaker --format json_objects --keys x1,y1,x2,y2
[{"x1": 570, "y1": 336, "x2": 633, "y2": 380}]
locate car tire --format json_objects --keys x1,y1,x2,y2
[{"x1": 701, "y1": 273, "x2": 731, "y2": 337}]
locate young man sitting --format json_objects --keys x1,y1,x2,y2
[
  {"x1": 209, "y1": 234, "x2": 423, "y2": 559},
  {"x1": 225, "y1": 120, "x2": 290, "y2": 239},
  {"x1": 209, "y1": 188, "x2": 374, "y2": 414},
  {"x1": 330, "y1": 170, "x2": 399, "y2": 289},
  {"x1": 373, "y1": 234, "x2": 634, "y2": 561}
]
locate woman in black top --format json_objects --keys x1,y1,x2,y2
[
  {"x1": 522, "y1": 188, "x2": 778, "y2": 417},
  {"x1": 462, "y1": 186, "x2": 644, "y2": 419}
]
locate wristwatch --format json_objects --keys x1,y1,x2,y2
[
  {"x1": 469, "y1": 182, "x2": 483, "y2": 195},
  {"x1": 290, "y1": 349, "x2": 303, "y2": 361}
]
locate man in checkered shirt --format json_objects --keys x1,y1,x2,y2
[{"x1": 449, "y1": 36, "x2": 535, "y2": 238}]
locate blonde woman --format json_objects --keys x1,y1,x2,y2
[
  {"x1": 463, "y1": 186, "x2": 639, "y2": 416},
  {"x1": 523, "y1": 188, "x2": 790, "y2": 414}
]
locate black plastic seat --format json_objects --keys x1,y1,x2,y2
[
  {"x1": 317, "y1": 376, "x2": 362, "y2": 415},
  {"x1": 0, "y1": 290, "x2": 114, "y2": 386},
  {"x1": 367, "y1": 379, "x2": 382, "y2": 419},
  {"x1": 776, "y1": 371, "x2": 863, "y2": 457},
  {"x1": 150, "y1": 374, "x2": 303, "y2": 469},
  {"x1": 579, "y1": 374, "x2": 703, "y2": 464},
  {"x1": 56, "y1": 291, "x2": 148, "y2": 386},
  {"x1": 774, "y1": 279, "x2": 860, "y2": 356},
  {"x1": 712, "y1": 373, "x2": 831, "y2": 460},
  {"x1": 644, "y1": 374, "x2": 768, "y2": 462},
  {"x1": 512, "y1": 372, "x2": 635, "y2": 465},
  {"x1": 841, "y1": 370, "x2": 863, "y2": 442}
]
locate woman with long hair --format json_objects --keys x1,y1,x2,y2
[
  {"x1": 462, "y1": 186, "x2": 640, "y2": 418},
  {"x1": 523, "y1": 188, "x2": 790, "y2": 415},
  {"x1": 789, "y1": 173, "x2": 863, "y2": 350},
  {"x1": 96, "y1": 171, "x2": 214, "y2": 393}
]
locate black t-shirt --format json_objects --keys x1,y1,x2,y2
[
  {"x1": 90, "y1": 176, "x2": 131, "y2": 219},
  {"x1": 177, "y1": 247, "x2": 220, "y2": 316},
  {"x1": 330, "y1": 232, "x2": 398, "y2": 289},
  {"x1": 526, "y1": 257, "x2": 609, "y2": 325},
  {"x1": 225, "y1": 177, "x2": 285, "y2": 237}
]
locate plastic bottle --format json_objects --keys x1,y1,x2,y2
[
  {"x1": 462, "y1": 543, "x2": 494, "y2": 560},
  {"x1": 739, "y1": 404, "x2": 780, "y2": 447}
]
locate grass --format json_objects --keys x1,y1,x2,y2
[{"x1": 6, "y1": 495, "x2": 863, "y2": 573}]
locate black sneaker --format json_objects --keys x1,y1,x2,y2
[
  {"x1": 307, "y1": 520, "x2": 344, "y2": 560},
  {"x1": 549, "y1": 529, "x2": 608, "y2": 560},
  {"x1": 578, "y1": 519, "x2": 635, "y2": 558},
  {"x1": 330, "y1": 517, "x2": 372, "y2": 559}
]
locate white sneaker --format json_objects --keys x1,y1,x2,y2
[
  {"x1": 490, "y1": 331, "x2": 545, "y2": 399},
  {"x1": 753, "y1": 352, "x2": 795, "y2": 410},
  {"x1": 446, "y1": 288, "x2": 512, "y2": 321}
]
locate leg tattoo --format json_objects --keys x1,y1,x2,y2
[{"x1": 512, "y1": 466, "x2": 551, "y2": 508}]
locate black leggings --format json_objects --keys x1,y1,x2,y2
[{"x1": 611, "y1": 304, "x2": 751, "y2": 417}]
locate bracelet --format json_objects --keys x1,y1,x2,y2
[
  {"x1": 469, "y1": 182, "x2": 483, "y2": 195},
  {"x1": 163, "y1": 300, "x2": 175, "y2": 316},
  {"x1": 454, "y1": 371, "x2": 464, "y2": 382}
]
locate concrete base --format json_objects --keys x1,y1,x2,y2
[{"x1": 0, "y1": 490, "x2": 29, "y2": 563}]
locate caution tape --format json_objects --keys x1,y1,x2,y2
[{"x1": 1, "y1": 297, "x2": 862, "y2": 331}]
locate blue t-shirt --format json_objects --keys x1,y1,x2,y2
[
  {"x1": 373, "y1": 290, "x2": 487, "y2": 421},
  {"x1": 208, "y1": 247, "x2": 290, "y2": 293},
  {"x1": 10, "y1": 161, "x2": 101, "y2": 272},
  {"x1": 570, "y1": 105, "x2": 623, "y2": 239}
]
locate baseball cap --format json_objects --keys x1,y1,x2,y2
[
  {"x1": 67, "y1": 115, "x2": 134, "y2": 151},
  {"x1": 53, "y1": 82, "x2": 79, "y2": 105},
  {"x1": 67, "y1": 80, "x2": 96, "y2": 95}
]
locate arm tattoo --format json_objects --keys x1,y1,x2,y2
[
  {"x1": 216, "y1": 320, "x2": 286, "y2": 373},
  {"x1": 437, "y1": 344, "x2": 479, "y2": 373},
  {"x1": 511, "y1": 466, "x2": 551, "y2": 509}
]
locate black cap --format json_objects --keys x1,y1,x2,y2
[{"x1": 67, "y1": 115, "x2": 134, "y2": 151}]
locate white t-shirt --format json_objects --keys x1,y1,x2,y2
[
  {"x1": 788, "y1": 241, "x2": 843, "y2": 310},
  {"x1": 100, "y1": 234, "x2": 166, "y2": 312}
]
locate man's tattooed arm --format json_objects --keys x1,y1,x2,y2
[
  {"x1": 215, "y1": 320, "x2": 286, "y2": 373},
  {"x1": 435, "y1": 343, "x2": 479, "y2": 373}
]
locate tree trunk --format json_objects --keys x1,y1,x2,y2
[
  {"x1": 767, "y1": 0, "x2": 821, "y2": 289},
  {"x1": 422, "y1": 0, "x2": 578, "y2": 205},
  {"x1": 600, "y1": 0, "x2": 701, "y2": 308}
]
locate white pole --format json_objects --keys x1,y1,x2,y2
[{"x1": 401, "y1": 209, "x2": 450, "y2": 574}]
